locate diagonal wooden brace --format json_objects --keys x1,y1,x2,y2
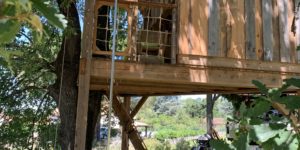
[
  {"x1": 131, "y1": 96, "x2": 149, "y2": 118},
  {"x1": 109, "y1": 95, "x2": 147, "y2": 150}
]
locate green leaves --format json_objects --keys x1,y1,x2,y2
[
  {"x1": 210, "y1": 139, "x2": 234, "y2": 150},
  {"x1": 247, "y1": 100, "x2": 271, "y2": 118},
  {"x1": 274, "y1": 96, "x2": 300, "y2": 110},
  {"x1": 0, "y1": 0, "x2": 67, "y2": 44},
  {"x1": 0, "y1": 19, "x2": 21, "y2": 43},
  {"x1": 30, "y1": 0, "x2": 67, "y2": 29},
  {"x1": 252, "y1": 80, "x2": 268, "y2": 95},
  {"x1": 211, "y1": 78, "x2": 300, "y2": 149},
  {"x1": 250, "y1": 124, "x2": 282, "y2": 143},
  {"x1": 285, "y1": 78, "x2": 300, "y2": 88},
  {"x1": 252, "y1": 79, "x2": 300, "y2": 110}
]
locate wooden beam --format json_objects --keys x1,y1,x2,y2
[
  {"x1": 177, "y1": 54, "x2": 300, "y2": 74},
  {"x1": 89, "y1": 58, "x2": 300, "y2": 95},
  {"x1": 96, "y1": 0, "x2": 177, "y2": 8},
  {"x1": 110, "y1": 95, "x2": 146, "y2": 150},
  {"x1": 130, "y1": 96, "x2": 149, "y2": 118},
  {"x1": 74, "y1": 0, "x2": 95, "y2": 149},
  {"x1": 245, "y1": 0, "x2": 257, "y2": 59},
  {"x1": 227, "y1": 0, "x2": 245, "y2": 59},
  {"x1": 171, "y1": 6, "x2": 177, "y2": 64},
  {"x1": 272, "y1": 0, "x2": 281, "y2": 62},
  {"x1": 255, "y1": 0, "x2": 263, "y2": 60},
  {"x1": 122, "y1": 96, "x2": 131, "y2": 150},
  {"x1": 208, "y1": 0, "x2": 220, "y2": 57},
  {"x1": 262, "y1": 0, "x2": 273, "y2": 61},
  {"x1": 296, "y1": 0, "x2": 300, "y2": 63},
  {"x1": 278, "y1": 0, "x2": 291, "y2": 62},
  {"x1": 90, "y1": 83, "x2": 259, "y2": 95}
]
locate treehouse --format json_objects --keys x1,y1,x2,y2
[{"x1": 75, "y1": 0, "x2": 300, "y2": 149}]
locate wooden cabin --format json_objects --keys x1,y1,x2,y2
[{"x1": 75, "y1": 0, "x2": 300, "y2": 149}]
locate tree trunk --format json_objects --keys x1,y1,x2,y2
[
  {"x1": 206, "y1": 94, "x2": 219, "y2": 135},
  {"x1": 85, "y1": 91, "x2": 102, "y2": 150},
  {"x1": 48, "y1": 1, "x2": 107, "y2": 149},
  {"x1": 206, "y1": 94, "x2": 214, "y2": 135},
  {"x1": 48, "y1": 1, "x2": 81, "y2": 149}
]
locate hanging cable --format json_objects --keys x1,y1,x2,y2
[
  {"x1": 54, "y1": 4, "x2": 69, "y2": 149},
  {"x1": 107, "y1": 0, "x2": 118, "y2": 149}
]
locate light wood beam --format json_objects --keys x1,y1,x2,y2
[
  {"x1": 130, "y1": 96, "x2": 149, "y2": 118},
  {"x1": 74, "y1": 0, "x2": 95, "y2": 149},
  {"x1": 109, "y1": 95, "x2": 146, "y2": 150},
  {"x1": 96, "y1": 0, "x2": 177, "y2": 8}
]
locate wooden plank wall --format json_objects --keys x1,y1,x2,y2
[{"x1": 178, "y1": 0, "x2": 298, "y2": 63}]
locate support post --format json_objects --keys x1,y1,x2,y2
[
  {"x1": 206, "y1": 94, "x2": 213, "y2": 135},
  {"x1": 74, "y1": 0, "x2": 95, "y2": 149},
  {"x1": 122, "y1": 96, "x2": 131, "y2": 150},
  {"x1": 127, "y1": 4, "x2": 138, "y2": 61},
  {"x1": 108, "y1": 95, "x2": 147, "y2": 150},
  {"x1": 171, "y1": 6, "x2": 177, "y2": 64},
  {"x1": 206, "y1": 94, "x2": 219, "y2": 135}
]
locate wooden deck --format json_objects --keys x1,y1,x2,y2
[{"x1": 87, "y1": 55, "x2": 300, "y2": 96}]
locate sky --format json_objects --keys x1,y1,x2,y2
[{"x1": 181, "y1": 94, "x2": 206, "y2": 99}]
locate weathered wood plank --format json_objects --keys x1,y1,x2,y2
[
  {"x1": 296, "y1": 0, "x2": 300, "y2": 63},
  {"x1": 90, "y1": 58, "x2": 300, "y2": 95},
  {"x1": 272, "y1": 0, "x2": 280, "y2": 61},
  {"x1": 227, "y1": 0, "x2": 245, "y2": 59},
  {"x1": 111, "y1": 95, "x2": 146, "y2": 150},
  {"x1": 256, "y1": 0, "x2": 263, "y2": 60},
  {"x1": 245, "y1": 0, "x2": 257, "y2": 59},
  {"x1": 288, "y1": 0, "x2": 296, "y2": 63},
  {"x1": 190, "y1": 0, "x2": 208, "y2": 55},
  {"x1": 121, "y1": 96, "x2": 131, "y2": 150},
  {"x1": 74, "y1": 0, "x2": 95, "y2": 149},
  {"x1": 219, "y1": 0, "x2": 229, "y2": 57},
  {"x1": 278, "y1": 0, "x2": 291, "y2": 62},
  {"x1": 171, "y1": 7, "x2": 177, "y2": 64},
  {"x1": 208, "y1": 0, "x2": 220, "y2": 56},
  {"x1": 178, "y1": 0, "x2": 190, "y2": 55},
  {"x1": 178, "y1": 0, "x2": 208, "y2": 55},
  {"x1": 262, "y1": 0, "x2": 273, "y2": 61},
  {"x1": 177, "y1": 54, "x2": 300, "y2": 73}
]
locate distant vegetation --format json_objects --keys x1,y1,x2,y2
[{"x1": 131, "y1": 96, "x2": 233, "y2": 148}]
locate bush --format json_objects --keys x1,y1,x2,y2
[
  {"x1": 144, "y1": 139, "x2": 163, "y2": 150},
  {"x1": 155, "y1": 129, "x2": 204, "y2": 140},
  {"x1": 176, "y1": 139, "x2": 194, "y2": 149}
]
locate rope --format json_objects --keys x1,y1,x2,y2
[
  {"x1": 54, "y1": 5, "x2": 69, "y2": 149},
  {"x1": 107, "y1": 0, "x2": 118, "y2": 149}
]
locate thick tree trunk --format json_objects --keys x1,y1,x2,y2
[
  {"x1": 48, "y1": 1, "x2": 105, "y2": 149},
  {"x1": 48, "y1": 1, "x2": 81, "y2": 149},
  {"x1": 85, "y1": 91, "x2": 102, "y2": 150}
]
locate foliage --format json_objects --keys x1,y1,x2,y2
[
  {"x1": 136, "y1": 96, "x2": 206, "y2": 141},
  {"x1": 210, "y1": 79, "x2": 300, "y2": 150},
  {"x1": 214, "y1": 97, "x2": 234, "y2": 117},
  {"x1": 182, "y1": 98, "x2": 206, "y2": 118},
  {"x1": 155, "y1": 128, "x2": 203, "y2": 141},
  {"x1": 144, "y1": 138, "x2": 164, "y2": 150},
  {"x1": 175, "y1": 139, "x2": 194, "y2": 150},
  {"x1": 0, "y1": 0, "x2": 67, "y2": 44},
  {"x1": 0, "y1": 63, "x2": 57, "y2": 149},
  {"x1": 0, "y1": 0, "x2": 61, "y2": 149},
  {"x1": 153, "y1": 96, "x2": 180, "y2": 116}
]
